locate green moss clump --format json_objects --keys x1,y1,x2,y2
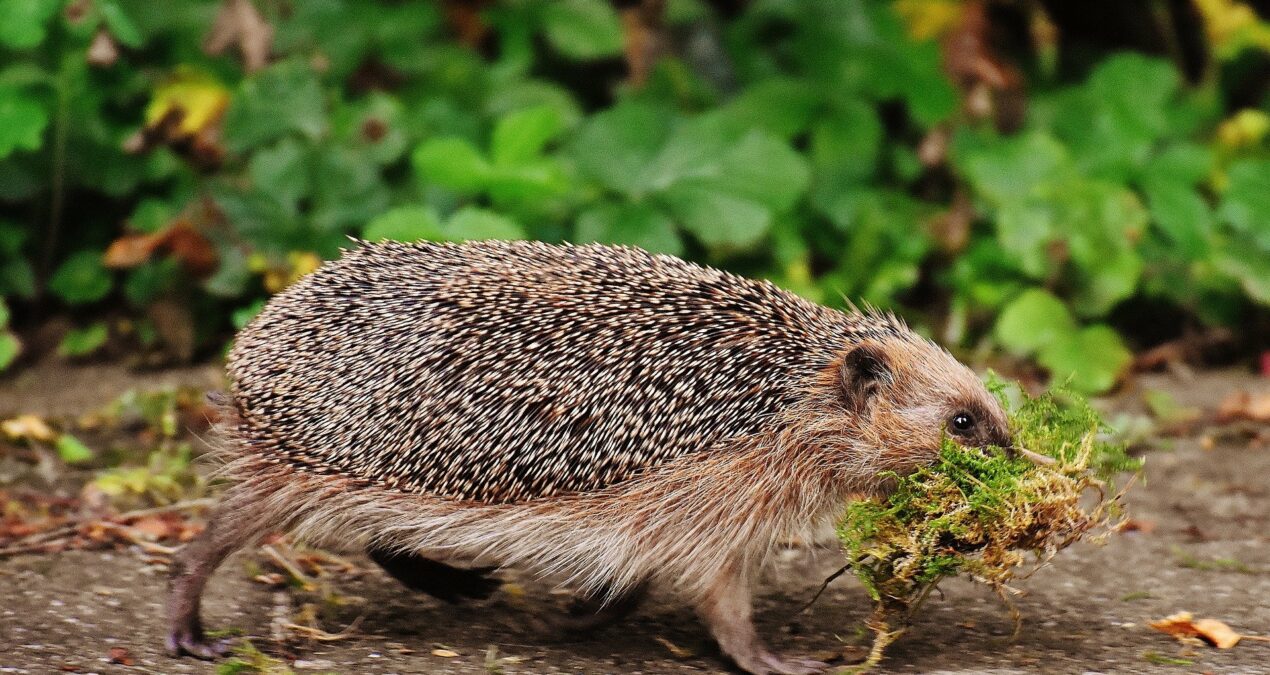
[{"x1": 836, "y1": 382, "x2": 1141, "y2": 669}]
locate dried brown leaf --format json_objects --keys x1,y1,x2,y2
[
  {"x1": 106, "y1": 647, "x2": 133, "y2": 666},
  {"x1": 1151, "y1": 611, "x2": 1243, "y2": 649},
  {"x1": 205, "y1": 0, "x2": 274, "y2": 72},
  {"x1": 1216, "y1": 391, "x2": 1270, "y2": 423}
]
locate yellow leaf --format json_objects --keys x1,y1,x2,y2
[
  {"x1": 894, "y1": 0, "x2": 964, "y2": 41},
  {"x1": 431, "y1": 648, "x2": 459, "y2": 658},
  {"x1": 1216, "y1": 109, "x2": 1270, "y2": 151},
  {"x1": 1195, "y1": 0, "x2": 1270, "y2": 57},
  {"x1": 145, "y1": 66, "x2": 230, "y2": 137},
  {"x1": 2, "y1": 414, "x2": 57, "y2": 442}
]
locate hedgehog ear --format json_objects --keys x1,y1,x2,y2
[{"x1": 838, "y1": 343, "x2": 892, "y2": 411}]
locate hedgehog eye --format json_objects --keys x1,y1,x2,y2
[{"x1": 949, "y1": 412, "x2": 976, "y2": 435}]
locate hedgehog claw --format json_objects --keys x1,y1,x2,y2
[
  {"x1": 758, "y1": 653, "x2": 828, "y2": 675},
  {"x1": 166, "y1": 626, "x2": 232, "y2": 659}
]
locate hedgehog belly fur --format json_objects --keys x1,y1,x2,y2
[{"x1": 211, "y1": 401, "x2": 866, "y2": 603}]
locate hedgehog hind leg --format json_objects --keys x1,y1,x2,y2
[
  {"x1": 366, "y1": 547, "x2": 501, "y2": 602},
  {"x1": 166, "y1": 488, "x2": 279, "y2": 659}
]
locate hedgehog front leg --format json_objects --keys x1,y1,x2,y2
[{"x1": 696, "y1": 565, "x2": 827, "y2": 675}]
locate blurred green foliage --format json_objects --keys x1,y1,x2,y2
[{"x1": 0, "y1": 0, "x2": 1267, "y2": 393}]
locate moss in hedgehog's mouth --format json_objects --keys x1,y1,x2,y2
[{"x1": 834, "y1": 381, "x2": 1141, "y2": 669}]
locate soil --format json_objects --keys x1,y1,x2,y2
[{"x1": 1, "y1": 363, "x2": 1268, "y2": 675}]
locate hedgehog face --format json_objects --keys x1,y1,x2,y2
[{"x1": 835, "y1": 339, "x2": 1012, "y2": 475}]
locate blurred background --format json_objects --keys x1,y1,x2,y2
[{"x1": 0, "y1": 0, "x2": 1268, "y2": 393}]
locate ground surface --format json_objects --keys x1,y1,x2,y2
[{"x1": 1, "y1": 364, "x2": 1268, "y2": 674}]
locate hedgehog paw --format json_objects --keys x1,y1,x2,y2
[
  {"x1": 165, "y1": 625, "x2": 232, "y2": 659},
  {"x1": 752, "y1": 652, "x2": 827, "y2": 675},
  {"x1": 727, "y1": 648, "x2": 827, "y2": 675}
]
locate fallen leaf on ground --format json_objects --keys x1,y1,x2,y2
[
  {"x1": 1150, "y1": 611, "x2": 1246, "y2": 648},
  {"x1": 654, "y1": 636, "x2": 694, "y2": 659},
  {"x1": 1216, "y1": 390, "x2": 1270, "y2": 423},
  {"x1": 1115, "y1": 518, "x2": 1157, "y2": 534},
  {"x1": 2, "y1": 415, "x2": 57, "y2": 442},
  {"x1": 107, "y1": 646, "x2": 133, "y2": 665},
  {"x1": 431, "y1": 648, "x2": 459, "y2": 657}
]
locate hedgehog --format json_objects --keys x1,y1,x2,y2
[{"x1": 166, "y1": 239, "x2": 1012, "y2": 675}]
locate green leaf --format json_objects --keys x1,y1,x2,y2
[
  {"x1": 0, "y1": 0, "x2": 61, "y2": 49},
  {"x1": 223, "y1": 61, "x2": 326, "y2": 152},
  {"x1": 123, "y1": 258, "x2": 179, "y2": 307},
  {"x1": 58, "y1": 322, "x2": 109, "y2": 358},
  {"x1": 1214, "y1": 246, "x2": 1270, "y2": 305},
  {"x1": 994, "y1": 203, "x2": 1053, "y2": 279},
  {"x1": 720, "y1": 78, "x2": 821, "y2": 139},
  {"x1": 0, "y1": 85, "x2": 48, "y2": 159},
  {"x1": 692, "y1": 130, "x2": 810, "y2": 212},
  {"x1": 127, "y1": 199, "x2": 176, "y2": 234},
  {"x1": 994, "y1": 289, "x2": 1076, "y2": 357},
  {"x1": 484, "y1": 158, "x2": 572, "y2": 210},
  {"x1": 637, "y1": 114, "x2": 737, "y2": 193},
  {"x1": 203, "y1": 245, "x2": 250, "y2": 298},
  {"x1": 412, "y1": 137, "x2": 491, "y2": 192},
  {"x1": 0, "y1": 331, "x2": 18, "y2": 369},
  {"x1": 810, "y1": 100, "x2": 883, "y2": 183},
  {"x1": 310, "y1": 146, "x2": 390, "y2": 234},
  {"x1": 1086, "y1": 53, "x2": 1179, "y2": 139},
  {"x1": 249, "y1": 138, "x2": 310, "y2": 207},
  {"x1": 569, "y1": 102, "x2": 671, "y2": 196},
  {"x1": 56, "y1": 434, "x2": 94, "y2": 465},
  {"x1": 662, "y1": 186, "x2": 770, "y2": 252},
  {"x1": 1143, "y1": 182, "x2": 1211, "y2": 257},
  {"x1": 99, "y1": 0, "x2": 143, "y2": 48},
  {"x1": 1219, "y1": 159, "x2": 1270, "y2": 245},
  {"x1": 445, "y1": 207, "x2": 525, "y2": 241},
  {"x1": 363, "y1": 205, "x2": 445, "y2": 242},
  {"x1": 540, "y1": 0, "x2": 623, "y2": 60},
  {"x1": 491, "y1": 105, "x2": 566, "y2": 166},
  {"x1": 0, "y1": 258, "x2": 35, "y2": 299},
  {"x1": 232, "y1": 299, "x2": 266, "y2": 330},
  {"x1": 575, "y1": 203, "x2": 683, "y2": 256},
  {"x1": 1038, "y1": 325, "x2": 1132, "y2": 394},
  {"x1": 1141, "y1": 143, "x2": 1213, "y2": 188},
  {"x1": 485, "y1": 80, "x2": 583, "y2": 130},
  {"x1": 335, "y1": 92, "x2": 408, "y2": 165},
  {"x1": 49, "y1": 251, "x2": 112, "y2": 305},
  {"x1": 1069, "y1": 246, "x2": 1142, "y2": 318},
  {"x1": 0, "y1": 297, "x2": 7, "y2": 326},
  {"x1": 956, "y1": 131, "x2": 1070, "y2": 205}
]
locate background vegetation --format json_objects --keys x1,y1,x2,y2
[{"x1": 1, "y1": 0, "x2": 1268, "y2": 393}]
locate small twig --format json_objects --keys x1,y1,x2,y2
[
  {"x1": 112, "y1": 498, "x2": 216, "y2": 522},
  {"x1": 797, "y1": 563, "x2": 852, "y2": 615},
  {"x1": 261, "y1": 543, "x2": 315, "y2": 590},
  {"x1": 1015, "y1": 446, "x2": 1056, "y2": 466},
  {"x1": 93, "y1": 522, "x2": 178, "y2": 555},
  {"x1": 283, "y1": 614, "x2": 365, "y2": 642},
  {"x1": 0, "y1": 540, "x2": 70, "y2": 557}
]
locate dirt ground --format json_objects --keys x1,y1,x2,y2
[{"x1": 1, "y1": 364, "x2": 1268, "y2": 674}]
